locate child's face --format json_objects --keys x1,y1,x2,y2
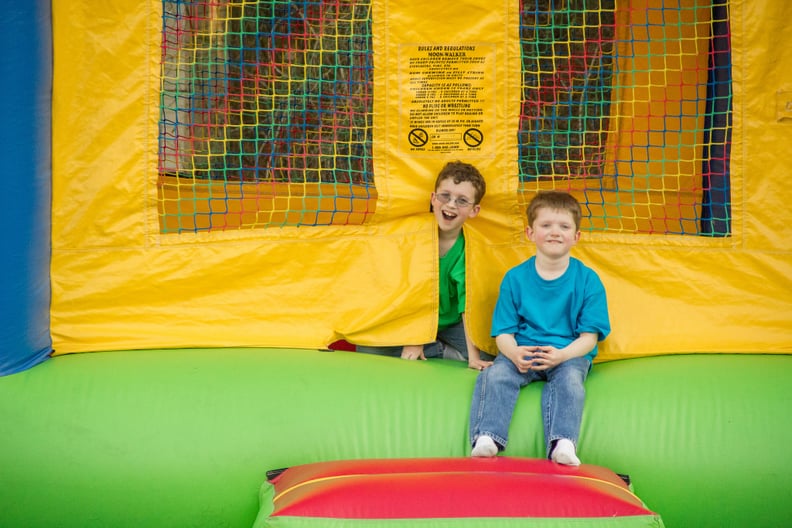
[
  {"x1": 526, "y1": 207, "x2": 580, "y2": 258},
  {"x1": 431, "y1": 179, "x2": 480, "y2": 233}
]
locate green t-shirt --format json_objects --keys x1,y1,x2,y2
[{"x1": 438, "y1": 233, "x2": 466, "y2": 330}]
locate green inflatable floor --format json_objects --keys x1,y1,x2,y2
[{"x1": 1, "y1": 348, "x2": 790, "y2": 527}]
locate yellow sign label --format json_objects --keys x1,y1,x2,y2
[{"x1": 399, "y1": 43, "x2": 496, "y2": 157}]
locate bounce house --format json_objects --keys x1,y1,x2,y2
[{"x1": 2, "y1": 0, "x2": 791, "y2": 526}]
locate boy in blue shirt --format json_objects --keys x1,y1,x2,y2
[
  {"x1": 469, "y1": 191, "x2": 610, "y2": 465},
  {"x1": 357, "y1": 161, "x2": 493, "y2": 371}
]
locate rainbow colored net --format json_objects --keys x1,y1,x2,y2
[{"x1": 158, "y1": 0, "x2": 731, "y2": 236}]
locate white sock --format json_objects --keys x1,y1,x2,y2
[
  {"x1": 471, "y1": 435, "x2": 498, "y2": 457},
  {"x1": 551, "y1": 438, "x2": 581, "y2": 466}
]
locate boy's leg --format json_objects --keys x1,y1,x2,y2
[
  {"x1": 437, "y1": 322, "x2": 496, "y2": 362},
  {"x1": 421, "y1": 340, "x2": 444, "y2": 359},
  {"x1": 437, "y1": 322, "x2": 467, "y2": 360},
  {"x1": 357, "y1": 343, "x2": 443, "y2": 359},
  {"x1": 355, "y1": 345, "x2": 402, "y2": 357},
  {"x1": 469, "y1": 354, "x2": 535, "y2": 451},
  {"x1": 542, "y1": 356, "x2": 591, "y2": 457}
]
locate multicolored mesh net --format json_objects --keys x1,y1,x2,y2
[
  {"x1": 158, "y1": 0, "x2": 731, "y2": 236},
  {"x1": 159, "y1": 0, "x2": 375, "y2": 231},
  {"x1": 517, "y1": 0, "x2": 731, "y2": 236}
]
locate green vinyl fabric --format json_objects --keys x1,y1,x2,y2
[{"x1": 0, "y1": 348, "x2": 790, "y2": 527}]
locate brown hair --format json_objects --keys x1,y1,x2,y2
[
  {"x1": 526, "y1": 191, "x2": 582, "y2": 231},
  {"x1": 434, "y1": 161, "x2": 486, "y2": 204}
]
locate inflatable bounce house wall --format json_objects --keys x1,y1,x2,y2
[{"x1": 2, "y1": 1, "x2": 791, "y2": 527}]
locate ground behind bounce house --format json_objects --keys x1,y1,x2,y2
[{"x1": 2, "y1": 1, "x2": 792, "y2": 527}]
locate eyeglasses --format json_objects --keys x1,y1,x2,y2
[{"x1": 434, "y1": 192, "x2": 474, "y2": 209}]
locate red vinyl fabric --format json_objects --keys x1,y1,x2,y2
[{"x1": 266, "y1": 457, "x2": 656, "y2": 519}]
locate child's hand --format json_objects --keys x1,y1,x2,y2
[
  {"x1": 529, "y1": 346, "x2": 567, "y2": 370},
  {"x1": 468, "y1": 357, "x2": 493, "y2": 371},
  {"x1": 401, "y1": 345, "x2": 426, "y2": 361},
  {"x1": 509, "y1": 345, "x2": 541, "y2": 373}
]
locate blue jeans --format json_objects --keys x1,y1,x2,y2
[
  {"x1": 469, "y1": 353, "x2": 591, "y2": 457},
  {"x1": 356, "y1": 321, "x2": 469, "y2": 359}
]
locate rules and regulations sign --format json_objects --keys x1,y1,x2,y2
[{"x1": 399, "y1": 43, "x2": 496, "y2": 157}]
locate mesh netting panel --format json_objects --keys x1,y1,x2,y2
[
  {"x1": 518, "y1": 0, "x2": 731, "y2": 236},
  {"x1": 158, "y1": 0, "x2": 731, "y2": 236},
  {"x1": 159, "y1": 0, "x2": 374, "y2": 232}
]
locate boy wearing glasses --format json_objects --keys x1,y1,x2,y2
[{"x1": 357, "y1": 160, "x2": 493, "y2": 371}]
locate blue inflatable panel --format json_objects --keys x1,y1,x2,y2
[{"x1": 0, "y1": 1, "x2": 52, "y2": 375}]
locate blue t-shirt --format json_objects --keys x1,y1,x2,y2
[{"x1": 491, "y1": 256, "x2": 610, "y2": 361}]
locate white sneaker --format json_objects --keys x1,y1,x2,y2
[
  {"x1": 441, "y1": 342, "x2": 465, "y2": 361},
  {"x1": 551, "y1": 438, "x2": 581, "y2": 466},
  {"x1": 471, "y1": 435, "x2": 498, "y2": 457}
]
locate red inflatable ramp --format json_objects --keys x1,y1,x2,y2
[{"x1": 260, "y1": 457, "x2": 663, "y2": 523}]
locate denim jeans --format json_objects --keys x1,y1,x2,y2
[
  {"x1": 356, "y1": 321, "x2": 469, "y2": 359},
  {"x1": 469, "y1": 353, "x2": 591, "y2": 457}
]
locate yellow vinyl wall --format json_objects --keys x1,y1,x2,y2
[{"x1": 51, "y1": 0, "x2": 792, "y2": 359}]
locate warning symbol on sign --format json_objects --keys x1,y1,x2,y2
[
  {"x1": 408, "y1": 128, "x2": 429, "y2": 147},
  {"x1": 463, "y1": 128, "x2": 484, "y2": 148}
]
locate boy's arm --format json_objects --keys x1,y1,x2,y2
[{"x1": 462, "y1": 313, "x2": 493, "y2": 371}]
